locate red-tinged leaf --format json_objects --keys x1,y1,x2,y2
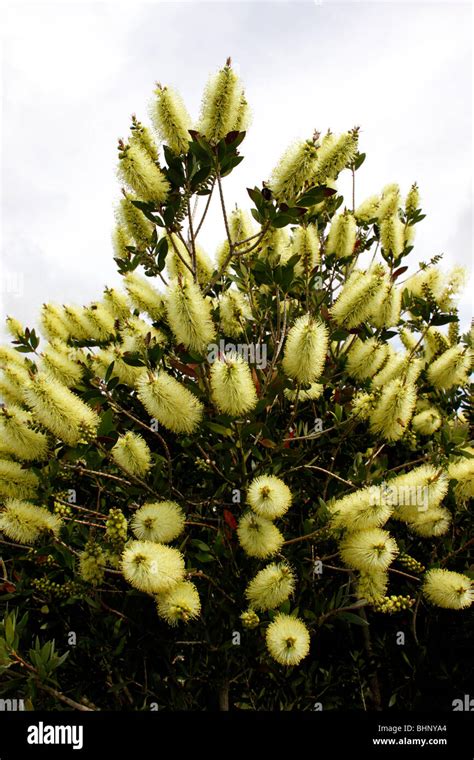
[
  {"x1": 392, "y1": 266, "x2": 408, "y2": 281},
  {"x1": 283, "y1": 429, "x2": 295, "y2": 449},
  {"x1": 251, "y1": 367, "x2": 261, "y2": 395},
  {"x1": 168, "y1": 358, "x2": 198, "y2": 378},
  {"x1": 0, "y1": 582, "x2": 16, "y2": 593},
  {"x1": 320, "y1": 306, "x2": 331, "y2": 322},
  {"x1": 259, "y1": 438, "x2": 277, "y2": 449},
  {"x1": 223, "y1": 509, "x2": 237, "y2": 531}
]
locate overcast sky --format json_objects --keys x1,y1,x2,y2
[{"x1": 0, "y1": 0, "x2": 472, "y2": 340}]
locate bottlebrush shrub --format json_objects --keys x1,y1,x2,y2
[{"x1": 0, "y1": 60, "x2": 472, "y2": 708}]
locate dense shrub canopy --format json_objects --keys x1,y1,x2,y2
[{"x1": 0, "y1": 60, "x2": 472, "y2": 711}]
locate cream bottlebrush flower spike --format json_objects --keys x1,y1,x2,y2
[
  {"x1": 284, "y1": 382, "x2": 323, "y2": 402},
  {"x1": 385, "y1": 464, "x2": 449, "y2": 521},
  {"x1": 219, "y1": 290, "x2": 251, "y2": 338},
  {"x1": 407, "y1": 507, "x2": 451, "y2": 537},
  {"x1": 123, "y1": 272, "x2": 166, "y2": 321},
  {"x1": 210, "y1": 354, "x2": 257, "y2": 416},
  {"x1": 270, "y1": 139, "x2": 319, "y2": 204},
  {"x1": 345, "y1": 337, "x2": 389, "y2": 381},
  {"x1": 41, "y1": 341, "x2": 84, "y2": 388},
  {"x1": 0, "y1": 405, "x2": 49, "y2": 462},
  {"x1": 166, "y1": 234, "x2": 213, "y2": 286},
  {"x1": 237, "y1": 512, "x2": 284, "y2": 558},
  {"x1": 216, "y1": 208, "x2": 256, "y2": 272},
  {"x1": 94, "y1": 347, "x2": 145, "y2": 389},
  {"x1": 369, "y1": 377, "x2": 417, "y2": 441},
  {"x1": 111, "y1": 431, "x2": 151, "y2": 478},
  {"x1": 84, "y1": 303, "x2": 116, "y2": 341},
  {"x1": 378, "y1": 184, "x2": 400, "y2": 220},
  {"x1": 427, "y1": 345, "x2": 472, "y2": 390},
  {"x1": 355, "y1": 195, "x2": 379, "y2": 223},
  {"x1": 405, "y1": 183, "x2": 420, "y2": 215},
  {"x1": 247, "y1": 475, "x2": 292, "y2": 520},
  {"x1": 0, "y1": 499, "x2": 62, "y2": 544},
  {"x1": 198, "y1": 60, "x2": 244, "y2": 145},
  {"x1": 136, "y1": 371, "x2": 204, "y2": 434},
  {"x1": 150, "y1": 84, "x2": 192, "y2": 156},
  {"x1": 292, "y1": 224, "x2": 320, "y2": 276},
  {"x1": 156, "y1": 580, "x2": 201, "y2": 626},
  {"x1": 117, "y1": 140, "x2": 169, "y2": 203},
  {"x1": 245, "y1": 563, "x2": 296, "y2": 611},
  {"x1": 339, "y1": 528, "x2": 398, "y2": 573},
  {"x1": 112, "y1": 223, "x2": 133, "y2": 260},
  {"x1": 325, "y1": 211, "x2": 357, "y2": 259},
  {"x1": 265, "y1": 613, "x2": 310, "y2": 666},
  {"x1": 0, "y1": 460, "x2": 39, "y2": 499},
  {"x1": 121, "y1": 540, "x2": 185, "y2": 594},
  {"x1": 380, "y1": 213, "x2": 404, "y2": 258},
  {"x1": 165, "y1": 278, "x2": 215, "y2": 353},
  {"x1": 423, "y1": 569, "x2": 473, "y2": 610},
  {"x1": 355, "y1": 570, "x2": 389, "y2": 605},
  {"x1": 282, "y1": 313, "x2": 328, "y2": 384},
  {"x1": 116, "y1": 195, "x2": 154, "y2": 248},
  {"x1": 412, "y1": 407, "x2": 442, "y2": 435},
  {"x1": 329, "y1": 486, "x2": 394, "y2": 531},
  {"x1": 103, "y1": 287, "x2": 131, "y2": 320},
  {"x1": 314, "y1": 129, "x2": 358, "y2": 182},
  {"x1": 330, "y1": 266, "x2": 387, "y2": 329},
  {"x1": 131, "y1": 501, "x2": 186, "y2": 544},
  {"x1": 38, "y1": 304, "x2": 70, "y2": 343},
  {"x1": 24, "y1": 373, "x2": 99, "y2": 446},
  {"x1": 370, "y1": 283, "x2": 402, "y2": 329},
  {"x1": 128, "y1": 115, "x2": 159, "y2": 162}
]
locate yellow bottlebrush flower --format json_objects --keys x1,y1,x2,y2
[
  {"x1": 369, "y1": 378, "x2": 417, "y2": 441},
  {"x1": 284, "y1": 382, "x2": 323, "y2": 402},
  {"x1": 404, "y1": 224, "x2": 416, "y2": 246},
  {"x1": 198, "y1": 62, "x2": 244, "y2": 145},
  {"x1": 116, "y1": 195, "x2": 154, "y2": 248},
  {"x1": 24, "y1": 373, "x2": 99, "y2": 446},
  {"x1": 156, "y1": 580, "x2": 201, "y2": 625},
  {"x1": 325, "y1": 211, "x2": 357, "y2": 259},
  {"x1": 245, "y1": 562, "x2": 296, "y2": 611},
  {"x1": 355, "y1": 570, "x2": 389, "y2": 604},
  {"x1": 210, "y1": 354, "x2": 257, "y2": 416},
  {"x1": 266, "y1": 613, "x2": 310, "y2": 666},
  {"x1": 258, "y1": 227, "x2": 292, "y2": 266},
  {"x1": 370, "y1": 284, "x2": 402, "y2": 328},
  {"x1": 0, "y1": 345, "x2": 30, "y2": 371},
  {"x1": 123, "y1": 272, "x2": 166, "y2": 321},
  {"x1": 380, "y1": 214, "x2": 404, "y2": 258},
  {"x1": 378, "y1": 184, "x2": 400, "y2": 220},
  {"x1": 121, "y1": 539, "x2": 185, "y2": 594},
  {"x1": 165, "y1": 278, "x2": 215, "y2": 353},
  {"x1": 350, "y1": 390, "x2": 376, "y2": 420},
  {"x1": 122, "y1": 317, "x2": 166, "y2": 350},
  {"x1": 79, "y1": 544, "x2": 107, "y2": 586},
  {"x1": 330, "y1": 266, "x2": 386, "y2": 329},
  {"x1": 150, "y1": 84, "x2": 192, "y2": 155},
  {"x1": 314, "y1": 130, "x2": 358, "y2": 182},
  {"x1": 247, "y1": 475, "x2": 292, "y2": 520},
  {"x1": 412, "y1": 408, "x2": 442, "y2": 435},
  {"x1": 329, "y1": 486, "x2": 393, "y2": 531},
  {"x1": 41, "y1": 342, "x2": 84, "y2": 387},
  {"x1": 424, "y1": 328, "x2": 450, "y2": 363},
  {"x1": 129, "y1": 117, "x2": 159, "y2": 162},
  {"x1": 39, "y1": 303, "x2": 71, "y2": 342},
  {"x1": 0, "y1": 372, "x2": 28, "y2": 407},
  {"x1": 346, "y1": 338, "x2": 389, "y2": 380},
  {"x1": 237, "y1": 512, "x2": 284, "y2": 558},
  {"x1": 372, "y1": 350, "x2": 407, "y2": 387},
  {"x1": 0, "y1": 406, "x2": 49, "y2": 462},
  {"x1": 270, "y1": 140, "x2": 319, "y2": 203},
  {"x1": 292, "y1": 224, "x2": 320, "y2": 276},
  {"x1": 234, "y1": 91, "x2": 251, "y2": 131},
  {"x1": 423, "y1": 569, "x2": 473, "y2": 610},
  {"x1": 5, "y1": 316, "x2": 24, "y2": 340},
  {"x1": 103, "y1": 287, "x2": 130, "y2": 320},
  {"x1": 131, "y1": 501, "x2": 186, "y2": 544},
  {"x1": 436, "y1": 266, "x2": 468, "y2": 311},
  {"x1": 355, "y1": 195, "x2": 379, "y2": 223},
  {"x1": 112, "y1": 224, "x2": 133, "y2": 260},
  {"x1": 94, "y1": 347, "x2": 145, "y2": 388},
  {"x1": 166, "y1": 234, "x2": 213, "y2": 286},
  {"x1": 219, "y1": 290, "x2": 251, "y2": 338},
  {"x1": 216, "y1": 208, "x2": 256, "y2": 271},
  {"x1": 406, "y1": 267, "x2": 444, "y2": 303},
  {"x1": 282, "y1": 314, "x2": 328, "y2": 384},
  {"x1": 399, "y1": 328, "x2": 418, "y2": 352},
  {"x1": 448, "y1": 450, "x2": 474, "y2": 499},
  {"x1": 136, "y1": 371, "x2": 204, "y2": 434},
  {"x1": 111, "y1": 431, "x2": 151, "y2": 478},
  {"x1": 427, "y1": 345, "x2": 471, "y2": 390},
  {"x1": 387, "y1": 465, "x2": 449, "y2": 521},
  {"x1": 0, "y1": 499, "x2": 61, "y2": 544},
  {"x1": 84, "y1": 302, "x2": 116, "y2": 341},
  {"x1": 405, "y1": 183, "x2": 419, "y2": 215},
  {"x1": 117, "y1": 141, "x2": 169, "y2": 203},
  {"x1": 407, "y1": 507, "x2": 451, "y2": 537},
  {"x1": 61, "y1": 305, "x2": 92, "y2": 341},
  {"x1": 339, "y1": 528, "x2": 398, "y2": 572}
]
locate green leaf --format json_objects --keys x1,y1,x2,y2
[
  {"x1": 205, "y1": 421, "x2": 233, "y2": 437},
  {"x1": 431, "y1": 314, "x2": 458, "y2": 326},
  {"x1": 122, "y1": 352, "x2": 146, "y2": 367},
  {"x1": 338, "y1": 612, "x2": 369, "y2": 626}
]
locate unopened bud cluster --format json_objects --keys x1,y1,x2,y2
[
  {"x1": 240, "y1": 609, "x2": 260, "y2": 629},
  {"x1": 32, "y1": 577, "x2": 82, "y2": 599},
  {"x1": 398, "y1": 553, "x2": 425, "y2": 574},
  {"x1": 105, "y1": 508, "x2": 128, "y2": 547},
  {"x1": 373, "y1": 594, "x2": 416, "y2": 614}
]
